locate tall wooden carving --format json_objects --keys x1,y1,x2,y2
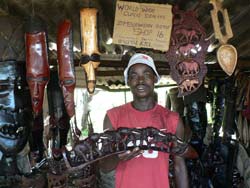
[
  {"x1": 80, "y1": 8, "x2": 100, "y2": 94},
  {"x1": 57, "y1": 19, "x2": 76, "y2": 117},
  {"x1": 25, "y1": 19, "x2": 50, "y2": 115}
]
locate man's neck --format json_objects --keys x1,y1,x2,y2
[{"x1": 131, "y1": 98, "x2": 156, "y2": 111}]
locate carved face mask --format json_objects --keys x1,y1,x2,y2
[
  {"x1": 47, "y1": 70, "x2": 69, "y2": 124},
  {"x1": 166, "y1": 7, "x2": 209, "y2": 97},
  {"x1": 57, "y1": 20, "x2": 76, "y2": 117},
  {"x1": 80, "y1": 8, "x2": 100, "y2": 94},
  {"x1": 47, "y1": 70, "x2": 70, "y2": 149},
  {"x1": 81, "y1": 59, "x2": 100, "y2": 94},
  {"x1": 25, "y1": 31, "x2": 50, "y2": 115},
  {"x1": 0, "y1": 61, "x2": 32, "y2": 155}
]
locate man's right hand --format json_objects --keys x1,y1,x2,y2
[{"x1": 118, "y1": 147, "x2": 143, "y2": 161}]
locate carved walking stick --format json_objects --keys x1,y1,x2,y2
[{"x1": 80, "y1": 8, "x2": 100, "y2": 94}]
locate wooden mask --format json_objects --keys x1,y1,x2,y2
[
  {"x1": 25, "y1": 31, "x2": 50, "y2": 115},
  {"x1": 57, "y1": 19, "x2": 76, "y2": 117},
  {"x1": 80, "y1": 8, "x2": 100, "y2": 94},
  {"x1": 0, "y1": 61, "x2": 32, "y2": 155}
]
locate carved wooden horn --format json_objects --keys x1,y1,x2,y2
[{"x1": 80, "y1": 8, "x2": 100, "y2": 94}]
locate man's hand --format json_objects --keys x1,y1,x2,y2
[{"x1": 118, "y1": 147, "x2": 143, "y2": 161}]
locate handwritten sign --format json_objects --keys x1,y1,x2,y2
[{"x1": 113, "y1": 1, "x2": 172, "y2": 51}]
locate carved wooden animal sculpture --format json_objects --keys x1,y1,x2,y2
[
  {"x1": 80, "y1": 8, "x2": 100, "y2": 94},
  {"x1": 57, "y1": 19, "x2": 76, "y2": 117},
  {"x1": 179, "y1": 79, "x2": 199, "y2": 93},
  {"x1": 63, "y1": 127, "x2": 198, "y2": 172},
  {"x1": 177, "y1": 60, "x2": 199, "y2": 76},
  {"x1": 165, "y1": 7, "x2": 209, "y2": 97}
]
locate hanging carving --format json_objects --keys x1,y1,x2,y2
[
  {"x1": 80, "y1": 8, "x2": 100, "y2": 94},
  {"x1": 216, "y1": 44, "x2": 237, "y2": 76},
  {"x1": 0, "y1": 61, "x2": 32, "y2": 156},
  {"x1": 210, "y1": 0, "x2": 237, "y2": 76},
  {"x1": 57, "y1": 19, "x2": 76, "y2": 117},
  {"x1": 210, "y1": 0, "x2": 233, "y2": 44},
  {"x1": 25, "y1": 17, "x2": 50, "y2": 115},
  {"x1": 165, "y1": 6, "x2": 209, "y2": 97}
]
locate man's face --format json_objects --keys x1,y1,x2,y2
[{"x1": 128, "y1": 64, "x2": 157, "y2": 98}]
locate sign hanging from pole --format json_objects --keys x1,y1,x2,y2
[{"x1": 113, "y1": 1, "x2": 173, "y2": 52}]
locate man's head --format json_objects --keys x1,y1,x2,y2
[
  {"x1": 124, "y1": 53, "x2": 160, "y2": 85},
  {"x1": 124, "y1": 53, "x2": 160, "y2": 99}
]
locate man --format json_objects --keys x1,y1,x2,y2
[{"x1": 99, "y1": 53, "x2": 189, "y2": 188}]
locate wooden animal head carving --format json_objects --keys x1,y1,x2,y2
[
  {"x1": 166, "y1": 7, "x2": 209, "y2": 97},
  {"x1": 80, "y1": 8, "x2": 100, "y2": 94}
]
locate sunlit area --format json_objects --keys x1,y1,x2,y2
[
  {"x1": 74, "y1": 87, "x2": 168, "y2": 134},
  {"x1": 0, "y1": 0, "x2": 249, "y2": 187}
]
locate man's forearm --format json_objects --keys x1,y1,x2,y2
[
  {"x1": 174, "y1": 156, "x2": 189, "y2": 188},
  {"x1": 98, "y1": 155, "x2": 120, "y2": 173}
]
